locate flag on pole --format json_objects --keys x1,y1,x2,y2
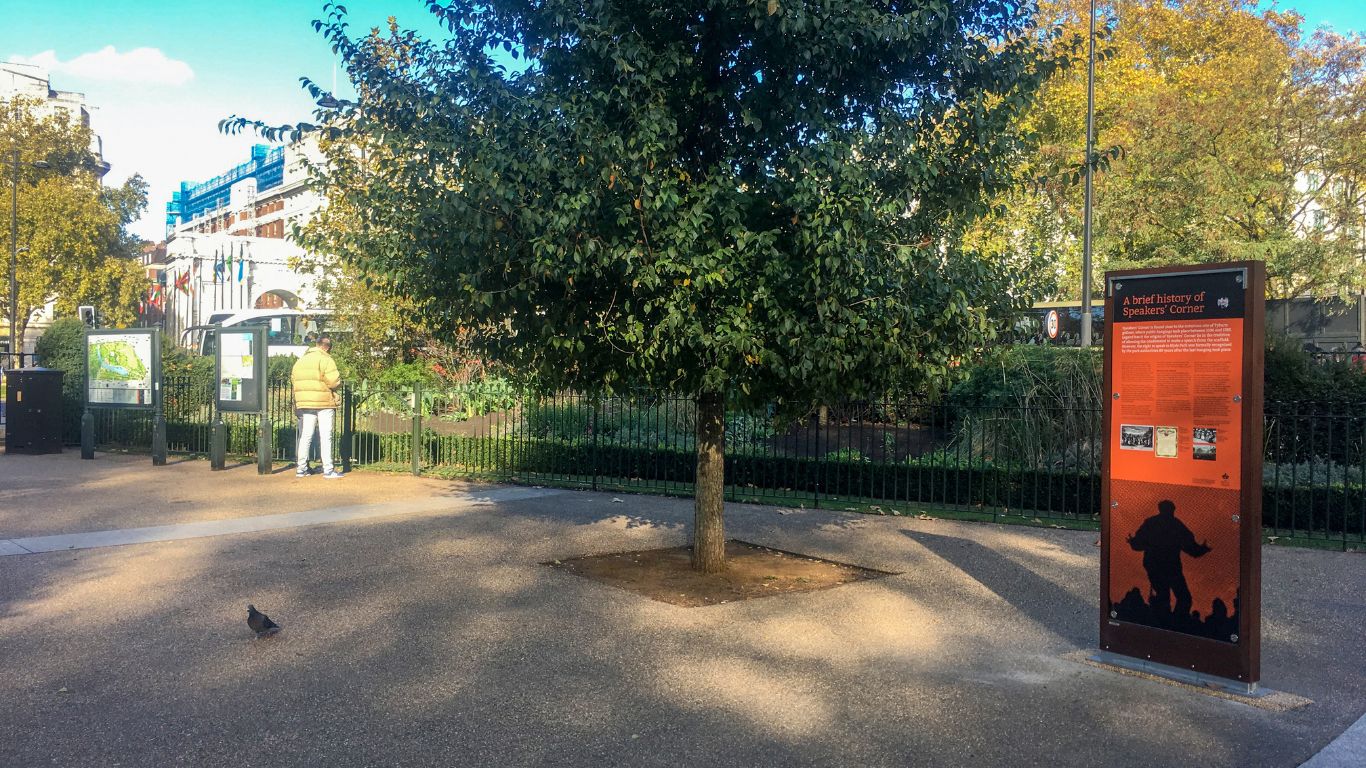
[
  {"x1": 238, "y1": 244, "x2": 246, "y2": 282},
  {"x1": 213, "y1": 247, "x2": 223, "y2": 283}
]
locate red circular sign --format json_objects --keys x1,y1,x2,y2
[{"x1": 1045, "y1": 310, "x2": 1060, "y2": 339}]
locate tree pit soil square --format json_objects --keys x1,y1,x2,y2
[{"x1": 546, "y1": 540, "x2": 897, "y2": 607}]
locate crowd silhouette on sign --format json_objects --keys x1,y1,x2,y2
[{"x1": 1113, "y1": 499, "x2": 1240, "y2": 642}]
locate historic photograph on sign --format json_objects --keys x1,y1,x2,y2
[
  {"x1": 87, "y1": 331, "x2": 155, "y2": 406},
  {"x1": 1193, "y1": 428, "x2": 1217, "y2": 461},
  {"x1": 1120, "y1": 425, "x2": 1154, "y2": 450},
  {"x1": 1155, "y1": 426, "x2": 1178, "y2": 458}
]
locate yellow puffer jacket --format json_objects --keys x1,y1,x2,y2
[{"x1": 291, "y1": 347, "x2": 342, "y2": 409}]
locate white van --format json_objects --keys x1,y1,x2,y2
[{"x1": 181, "y1": 309, "x2": 336, "y2": 358}]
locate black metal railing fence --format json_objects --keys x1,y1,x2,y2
[{"x1": 63, "y1": 380, "x2": 1365, "y2": 547}]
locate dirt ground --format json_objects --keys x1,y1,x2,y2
[{"x1": 548, "y1": 540, "x2": 894, "y2": 607}]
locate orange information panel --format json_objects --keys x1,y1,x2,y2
[{"x1": 1101, "y1": 262, "x2": 1264, "y2": 686}]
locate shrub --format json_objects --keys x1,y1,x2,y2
[
  {"x1": 949, "y1": 346, "x2": 1103, "y2": 408},
  {"x1": 447, "y1": 374, "x2": 519, "y2": 419},
  {"x1": 946, "y1": 346, "x2": 1102, "y2": 464},
  {"x1": 1265, "y1": 332, "x2": 1366, "y2": 404},
  {"x1": 268, "y1": 355, "x2": 296, "y2": 383},
  {"x1": 33, "y1": 318, "x2": 86, "y2": 402}
]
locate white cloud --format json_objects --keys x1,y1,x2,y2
[{"x1": 10, "y1": 46, "x2": 193, "y2": 86}]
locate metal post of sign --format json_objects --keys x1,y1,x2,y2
[
  {"x1": 80, "y1": 408, "x2": 94, "y2": 459},
  {"x1": 257, "y1": 410, "x2": 271, "y2": 474},
  {"x1": 210, "y1": 404, "x2": 226, "y2": 470},
  {"x1": 151, "y1": 409, "x2": 167, "y2": 465},
  {"x1": 151, "y1": 330, "x2": 166, "y2": 466},
  {"x1": 80, "y1": 331, "x2": 94, "y2": 459}
]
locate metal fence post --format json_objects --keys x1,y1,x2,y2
[
  {"x1": 340, "y1": 384, "x2": 353, "y2": 474},
  {"x1": 591, "y1": 397, "x2": 600, "y2": 491},
  {"x1": 411, "y1": 382, "x2": 422, "y2": 476}
]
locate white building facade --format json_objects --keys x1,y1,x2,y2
[{"x1": 157, "y1": 139, "x2": 335, "y2": 346}]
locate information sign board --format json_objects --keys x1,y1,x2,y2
[
  {"x1": 215, "y1": 325, "x2": 267, "y2": 413},
  {"x1": 85, "y1": 328, "x2": 160, "y2": 409},
  {"x1": 1100, "y1": 262, "x2": 1264, "y2": 686}
]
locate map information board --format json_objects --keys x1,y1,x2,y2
[{"x1": 86, "y1": 329, "x2": 159, "y2": 409}]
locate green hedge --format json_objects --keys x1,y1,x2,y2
[{"x1": 69, "y1": 415, "x2": 1363, "y2": 537}]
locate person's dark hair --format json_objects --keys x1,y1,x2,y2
[
  {"x1": 1158, "y1": 499, "x2": 1175, "y2": 515},
  {"x1": 317, "y1": 336, "x2": 333, "y2": 350}
]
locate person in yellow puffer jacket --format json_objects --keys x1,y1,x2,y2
[{"x1": 291, "y1": 337, "x2": 344, "y2": 479}]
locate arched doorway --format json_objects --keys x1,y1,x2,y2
[{"x1": 254, "y1": 290, "x2": 301, "y2": 310}]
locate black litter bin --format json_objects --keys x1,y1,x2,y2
[{"x1": 4, "y1": 368, "x2": 64, "y2": 454}]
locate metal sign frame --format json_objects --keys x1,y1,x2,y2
[
  {"x1": 213, "y1": 324, "x2": 268, "y2": 413},
  {"x1": 1100, "y1": 260, "x2": 1264, "y2": 688},
  {"x1": 84, "y1": 327, "x2": 161, "y2": 410}
]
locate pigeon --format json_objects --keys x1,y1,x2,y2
[{"x1": 246, "y1": 604, "x2": 281, "y2": 638}]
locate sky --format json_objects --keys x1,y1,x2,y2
[{"x1": 1, "y1": 0, "x2": 1363, "y2": 243}]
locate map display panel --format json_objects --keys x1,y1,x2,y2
[{"x1": 87, "y1": 330, "x2": 157, "y2": 408}]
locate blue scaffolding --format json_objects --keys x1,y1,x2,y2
[{"x1": 165, "y1": 144, "x2": 286, "y2": 231}]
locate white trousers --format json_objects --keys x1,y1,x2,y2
[{"x1": 297, "y1": 408, "x2": 335, "y2": 473}]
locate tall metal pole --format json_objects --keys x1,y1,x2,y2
[
  {"x1": 8, "y1": 149, "x2": 17, "y2": 360},
  {"x1": 1080, "y1": 0, "x2": 1098, "y2": 348}
]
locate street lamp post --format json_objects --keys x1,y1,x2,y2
[
  {"x1": 1080, "y1": 0, "x2": 1098, "y2": 348},
  {"x1": 8, "y1": 151, "x2": 50, "y2": 363}
]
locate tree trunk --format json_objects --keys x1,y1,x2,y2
[{"x1": 692, "y1": 389, "x2": 726, "y2": 573}]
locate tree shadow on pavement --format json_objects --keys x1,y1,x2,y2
[{"x1": 901, "y1": 528, "x2": 1095, "y2": 647}]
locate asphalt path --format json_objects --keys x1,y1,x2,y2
[{"x1": 0, "y1": 454, "x2": 1362, "y2": 767}]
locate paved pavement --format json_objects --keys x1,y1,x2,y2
[{"x1": 0, "y1": 450, "x2": 1362, "y2": 767}]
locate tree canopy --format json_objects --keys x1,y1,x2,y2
[
  {"x1": 2, "y1": 97, "x2": 149, "y2": 348},
  {"x1": 1026, "y1": 0, "x2": 1366, "y2": 299},
  {"x1": 228, "y1": 0, "x2": 1068, "y2": 569}
]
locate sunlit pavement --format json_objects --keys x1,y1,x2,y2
[{"x1": 1, "y1": 451, "x2": 1362, "y2": 767}]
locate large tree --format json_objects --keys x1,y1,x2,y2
[
  {"x1": 2, "y1": 97, "x2": 149, "y2": 348},
  {"x1": 1029, "y1": 0, "x2": 1366, "y2": 299},
  {"x1": 229, "y1": 1, "x2": 1066, "y2": 571}
]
